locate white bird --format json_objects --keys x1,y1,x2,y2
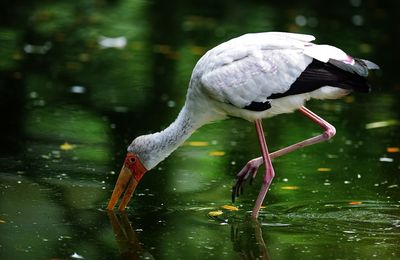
[{"x1": 107, "y1": 32, "x2": 379, "y2": 218}]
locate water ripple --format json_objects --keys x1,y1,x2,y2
[{"x1": 260, "y1": 200, "x2": 400, "y2": 239}]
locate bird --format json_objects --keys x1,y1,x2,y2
[{"x1": 106, "y1": 32, "x2": 379, "y2": 218}]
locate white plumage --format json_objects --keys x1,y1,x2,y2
[
  {"x1": 108, "y1": 32, "x2": 379, "y2": 217},
  {"x1": 189, "y1": 32, "x2": 375, "y2": 121}
]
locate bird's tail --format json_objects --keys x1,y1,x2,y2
[
  {"x1": 327, "y1": 58, "x2": 379, "y2": 93},
  {"x1": 358, "y1": 59, "x2": 380, "y2": 70},
  {"x1": 329, "y1": 58, "x2": 379, "y2": 77}
]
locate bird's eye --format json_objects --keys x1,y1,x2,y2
[{"x1": 130, "y1": 157, "x2": 136, "y2": 163}]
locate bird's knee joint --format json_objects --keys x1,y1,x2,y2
[{"x1": 323, "y1": 125, "x2": 336, "y2": 139}]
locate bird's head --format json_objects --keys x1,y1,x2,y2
[
  {"x1": 106, "y1": 152, "x2": 147, "y2": 211},
  {"x1": 106, "y1": 134, "x2": 169, "y2": 211},
  {"x1": 106, "y1": 135, "x2": 155, "y2": 211}
]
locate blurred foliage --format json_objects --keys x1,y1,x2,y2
[
  {"x1": 0, "y1": 0, "x2": 399, "y2": 259},
  {"x1": 0, "y1": 29, "x2": 20, "y2": 70}
]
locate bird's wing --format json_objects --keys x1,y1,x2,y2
[
  {"x1": 261, "y1": 31, "x2": 315, "y2": 42},
  {"x1": 198, "y1": 32, "x2": 378, "y2": 109},
  {"x1": 200, "y1": 46, "x2": 313, "y2": 109},
  {"x1": 303, "y1": 44, "x2": 380, "y2": 76}
]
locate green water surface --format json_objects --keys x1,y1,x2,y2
[{"x1": 0, "y1": 0, "x2": 399, "y2": 259}]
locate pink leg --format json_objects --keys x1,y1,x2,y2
[
  {"x1": 252, "y1": 119, "x2": 275, "y2": 218},
  {"x1": 233, "y1": 106, "x2": 336, "y2": 212},
  {"x1": 253, "y1": 106, "x2": 336, "y2": 162}
]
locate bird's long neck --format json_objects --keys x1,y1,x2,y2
[
  {"x1": 131, "y1": 104, "x2": 200, "y2": 170},
  {"x1": 156, "y1": 104, "x2": 197, "y2": 153}
]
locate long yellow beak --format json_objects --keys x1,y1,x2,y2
[{"x1": 107, "y1": 153, "x2": 147, "y2": 211}]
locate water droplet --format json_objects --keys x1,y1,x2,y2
[
  {"x1": 167, "y1": 100, "x2": 176, "y2": 108},
  {"x1": 70, "y1": 85, "x2": 86, "y2": 94},
  {"x1": 71, "y1": 252, "x2": 85, "y2": 259},
  {"x1": 98, "y1": 36, "x2": 127, "y2": 49},
  {"x1": 261, "y1": 222, "x2": 291, "y2": 227},
  {"x1": 24, "y1": 42, "x2": 52, "y2": 54},
  {"x1": 380, "y1": 157, "x2": 394, "y2": 162}
]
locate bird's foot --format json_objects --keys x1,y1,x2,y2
[{"x1": 232, "y1": 157, "x2": 263, "y2": 202}]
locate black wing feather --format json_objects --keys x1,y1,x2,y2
[
  {"x1": 243, "y1": 100, "x2": 271, "y2": 111},
  {"x1": 269, "y1": 59, "x2": 370, "y2": 99},
  {"x1": 243, "y1": 59, "x2": 370, "y2": 112}
]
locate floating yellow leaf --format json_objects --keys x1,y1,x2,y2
[
  {"x1": 281, "y1": 186, "x2": 299, "y2": 190},
  {"x1": 208, "y1": 210, "x2": 223, "y2": 217},
  {"x1": 190, "y1": 46, "x2": 207, "y2": 55},
  {"x1": 260, "y1": 206, "x2": 267, "y2": 209},
  {"x1": 349, "y1": 201, "x2": 362, "y2": 205},
  {"x1": 60, "y1": 142, "x2": 75, "y2": 151},
  {"x1": 387, "y1": 147, "x2": 399, "y2": 153},
  {"x1": 186, "y1": 141, "x2": 209, "y2": 147},
  {"x1": 317, "y1": 168, "x2": 332, "y2": 172},
  {"x1": 209, "y1": 151, "x2": 225, "y2": 157},
  {"x1": 221, "y1": 205, "x2": 239, "y2": 211},
  {"x1": 0, "y1": 219, "x2": 5, "y2": 224}
]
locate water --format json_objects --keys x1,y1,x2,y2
[{"x1": 1, "y1": 0, "x2": 400, "y2": 259}]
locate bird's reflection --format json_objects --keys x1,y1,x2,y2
[
  {"x1": 108, "y1": 210, "x2": 268, "y2": 259},
  {"x1": 230, "y1": 218, "x2": 269, "y2": 260},
  {"x1": 107, "y1": 210, "x2": 153, "y2": 260}
]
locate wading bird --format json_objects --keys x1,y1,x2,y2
[{"x1": 107, "y1": 32, "x2": 378, "y2": 218}]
